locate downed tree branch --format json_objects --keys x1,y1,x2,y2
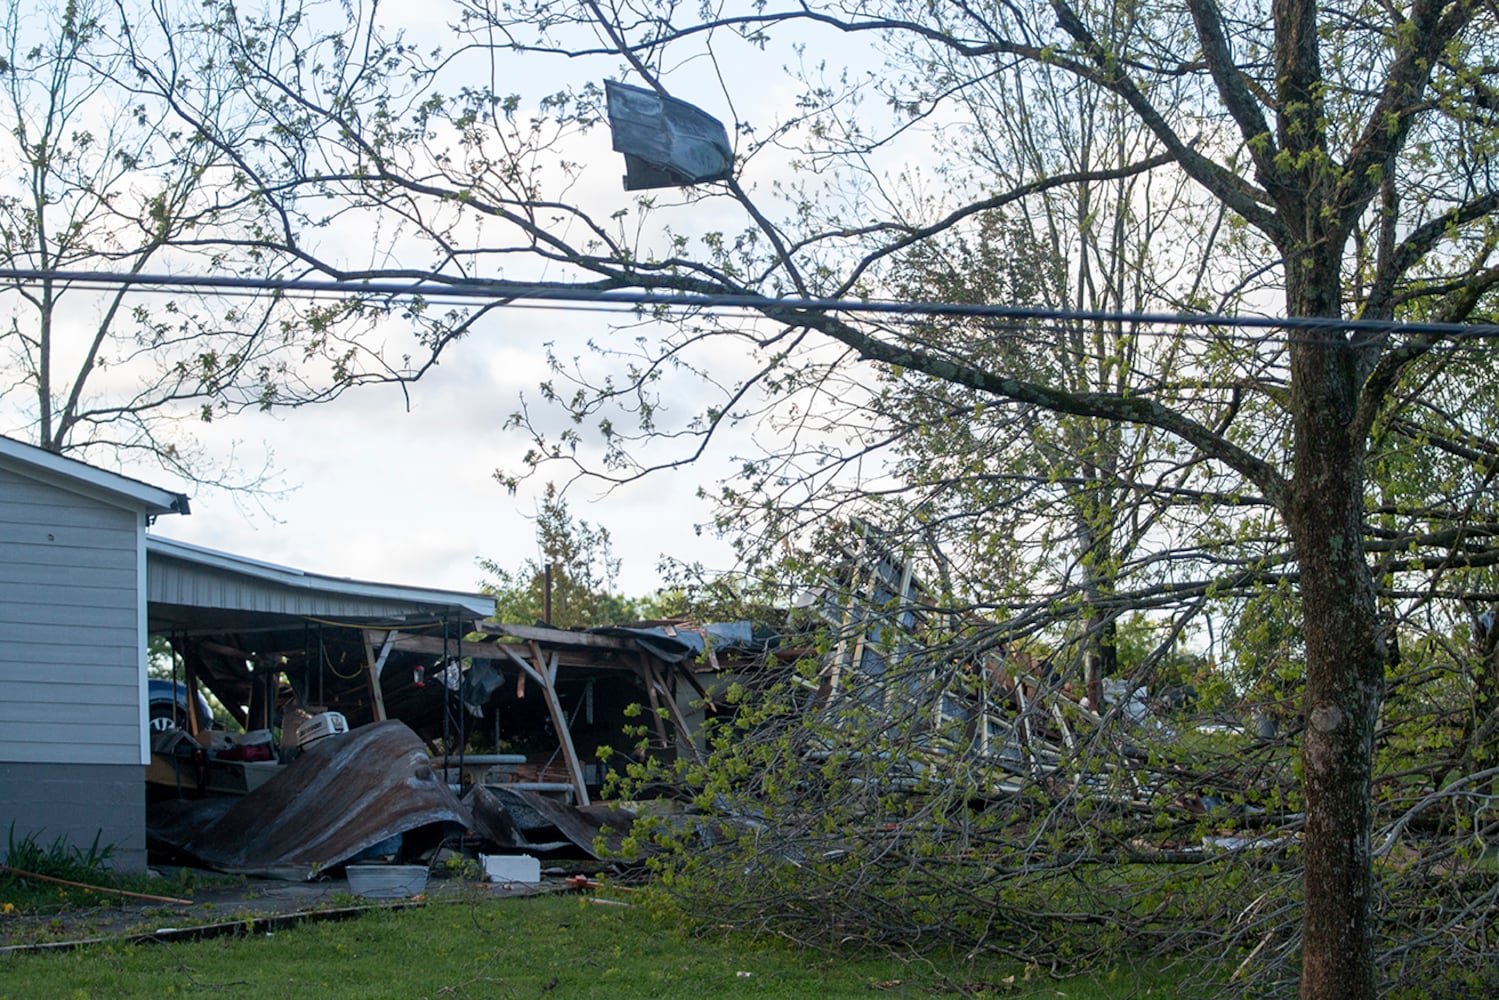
[
  {"x1": 0, "y1": 864, "x2": 193, "y2": 906},
  {"x1": 1373, "y1": 765, "x2": 1499, "y2": 858}
]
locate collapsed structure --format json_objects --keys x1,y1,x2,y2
[
  {"x1": 0, "y1": 433, "x2": 1197, "y2": 891},
  {"x1": 142, "y1": 537, "x2": 784, "y2": 875},
  {"x1": 144, "y1": 520, "x2": 1146, "y2": 878},
  {"x1": 791, "y1": 521, "x2": 1124, "y2": 795}
]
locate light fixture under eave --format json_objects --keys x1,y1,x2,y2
[{"x1": 604, "y1": 79, "x2": 733, "y2": 190}]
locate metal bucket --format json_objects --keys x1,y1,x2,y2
[{"x1": 345, "y1": 864, "x2": 428, "y2": 898}]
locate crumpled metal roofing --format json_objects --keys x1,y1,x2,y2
[
  {"x1": 147, "y1": 720, "x2": 471, "y2": 879},
  {"x1": 464, "y1": 784, "x2": 635, "y2": 859}
]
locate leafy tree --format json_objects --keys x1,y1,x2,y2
[
  {"x1": 878, "y1": 204, "x2": 1217, "y2": 709},
  {"x1": 464, "y1": 6, "x2": 1499, "y2": 993},
  {"x1": 121, "y1": 0, "x2": 1499, "y2": 995},
  {"x1": 637, "y1": 562, "x2": 793, "y2": 628},
  {"x1": 479, "y1": 484, "x2": 640, "y2": 628},
  {"x1": 0, "y1": 0, "x2": 475, "y2": 488}
]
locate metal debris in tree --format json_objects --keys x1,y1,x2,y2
[{"x1": 604, "y1": 80, "x2": 732, "y2": 190}]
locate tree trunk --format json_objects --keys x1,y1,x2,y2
[
  {"x1": 1077, "y1": 478, "x2": 1117, "y2": 714},
  {"x1": 1460, "y1": 607, "x2": 1499, "y2": 801},
  {"x1": 1081, "y1": 614, "x2": 1116, "y2": 715},
  {"x1": 1287, "y1": 294, "x2": 1385, "y2": 999}
]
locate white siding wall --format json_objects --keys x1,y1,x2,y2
[{"x1": 0, "y1": 464, "x2": 146, "y2": 766}]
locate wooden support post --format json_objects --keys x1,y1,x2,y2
[
  {"x1": 184, "y1": 655, "x2": 203, "y2": 739},
  {"x1": 677, "y1": 661, "x2": 717, "y2": 712},
  {"x1": 499, "y1": 645, "x2": 544, "y2": 686},
  {"x1": 636, "y1": 655, "x2": 672, "y2": 751},
  {"x1": 362, "y1": 630, "x2": 395, "y2": 722},
  {"x1": 645, "y1": 658, "x2": 705, "y2": 765},
  {"x1": 507, "y1": 643, "x2": 589, "y2": 806}
]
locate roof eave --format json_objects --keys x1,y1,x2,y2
[
  {"x1": 146, "y1": 535, "x2": 495, "y2": 621},
  {"x1": 0, "y1": 433, "x2": 189, "y2": 517}
]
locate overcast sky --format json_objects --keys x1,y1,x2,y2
[
  {"x1": 143, "y1": 305, "x2": 746, "y2": 601},
  {"x1": 137, "y1": 28, "x2": 846, "y2": 600},
  {"x1": 8, "y1": 5, "x2": 896, "y2": 603}
]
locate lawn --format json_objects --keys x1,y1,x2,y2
[{"x1": 0, "y1": 887, "x2": 1182, "y2": 999}]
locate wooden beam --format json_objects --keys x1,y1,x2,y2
[
  {"x1": 200, "y1": 640, "x2": 260, "y2": 663},
  {"x1": 497, "y1": 645, "x2": 545, "y2": 686},
  {"x1": 529, "y1": 641, "x2": 559, "y2": 685},
  {"x1": 677, "y1": 663, "x2": 717, "y2": 712},
  {"x1": 645, "y1": 658, "x2": 704, "y2": 765},
  {"x1": 185, "y1": 656, "x2": 203, "y2": 739},
  {"x1": 494, "y1": 643, "x2": 587, "y2": 803},
  {"x1": 366, "y1": 631, "x2": 398, "y2": 678},
  {"x1": 636, "y1": 654, "x2": 672, "y2": 751},
  {"x1": 472, "y1": 622, "x2": 635, "y2": 651},
  {"x1": 534, "y1": 648, "x2": 590, "y2": 806},
  {"x1": 377, "y1": 631, "x2": 510, "y2": 661},
  {"x1": 362, "y1": 631, "x2": 394, "y2": 722},
  {"x1": 377, "y1": 630, "x2": 634, "y2": 671}
]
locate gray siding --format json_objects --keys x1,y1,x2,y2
[
  {"x1": 0, "y1": 762, "x2": 145, "y2": 871},
  {"x1": 0, "y1": 464, "x2": 146, "y2": 767}
]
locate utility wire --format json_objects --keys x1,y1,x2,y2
[{"x1": 5, "y1": 266, "x2": 1499, "y2": 341}]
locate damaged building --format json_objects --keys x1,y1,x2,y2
[{"x1": 0, "y1": 433, "x2": 764, "y2": 877}]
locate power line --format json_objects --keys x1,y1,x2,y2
[{"x1": 5, "y1": 266, "x2": 1499, "y2": 341}]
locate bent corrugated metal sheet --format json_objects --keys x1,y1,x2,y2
[
  {"x1": 464, "y1": 784, "x2": 635, "y2": 859},
  {"x1": 147, "y1": 720, "x2": 471, "y2": 879}
]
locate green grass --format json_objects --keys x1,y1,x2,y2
[
  {"x1": 5, "y1": 825, "x2": 114, "y2": 884},
  {"x1": 0, "y1": 891, "x2": 1183, "y2": 999}
]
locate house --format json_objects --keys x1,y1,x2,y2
[
  {"x1": 0, "y1": 434, "x2": 189, "y2": 871},
  {"x1": 0, "y1": 434, "x2": 501, "y2": 872},
  {"x1": 0, "y1": 436, "x2": 739, "y2": 874}
]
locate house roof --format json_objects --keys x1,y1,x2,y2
[
  {"x1": 146, "y1": 535, "x2": 495, "y2": 633},
  {"x1": 0, "y1": 433, "x2": 190, "y2": 516}
]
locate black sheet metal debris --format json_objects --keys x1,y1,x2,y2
[
  {"x1": 465, "y1": 784, "x2": 635, "y2": 860},
  {"x1": 604, "y1": 79, "x2": 733, "y2": 189}
]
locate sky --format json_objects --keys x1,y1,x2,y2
[
  {"x1": 137, "y1": 14, "x2": 879, "y2": 601},
  {"x1": 141, "y1": 309, "x2": 746, "y2": 601},
  {"x1": 3, "y1": 1, "x2": 900, "y2": 604}
]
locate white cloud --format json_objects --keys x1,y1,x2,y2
[
  {"x1": 148, "y1": 303, "x2": 744, "y2": 600},
  {"x1": 12, "y1": 2, "x2": 909, "y2": 606}
]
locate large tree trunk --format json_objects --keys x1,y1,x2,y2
[{"x1": 1287, "y1": 292, "x2": 1386, "y2": 999}]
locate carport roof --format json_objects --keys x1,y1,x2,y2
[{"x1": 146, "y1": 535, "x2": 494, "y2": 634}]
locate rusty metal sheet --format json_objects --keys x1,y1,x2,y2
[
  {"x1": 463, "y1": 784, "x2": 634, "y2": 860},
  {"x1": 464, "y1": 785, "x2": 572, "y2": 855},
  {"x1": 147, "y1": 721, "x2": 471, "y2": 879}
]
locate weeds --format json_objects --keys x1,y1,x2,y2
[{"x1": 4, "y1": 823, "x2": 114, "y2": 883}]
